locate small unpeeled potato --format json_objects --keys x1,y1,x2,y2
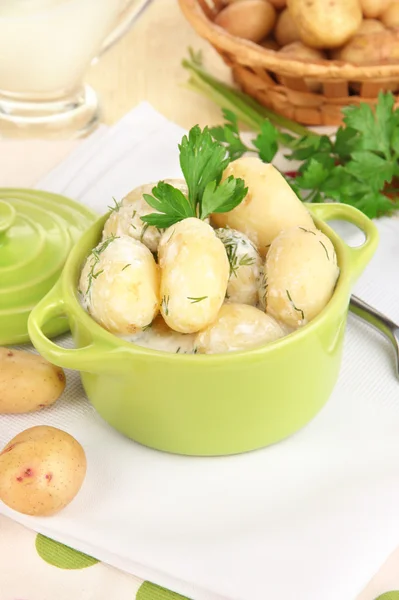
[
  {"x1": 158, "y1": 218, "x2": 229, "y2": 334},
  {"x1": 278, "y1": 42, "x2": 327, "y2": 92},
  {"x1": 215, "y1": 0, "x2": 277, "y2": 43},
  {"x1": 211, "y1": 158, "x2": 315, "y2": 257},
  {"x1": 0, "y1": 426, "x2": 86, "y2": 516},
  {"x1": 274, "y1": 8, "x2": 300, "y2": 46},
  {"x1": 332, "y1": 30, "x2": 399, "y2": 64},
  {"x1": 381, "y1": 2, "x2": 399, "y2": 28},
  {"x1": 265, "y1": 226, "x2": 339, "y2": 329},
  {"x1": 268, "y1": 0, "x2": 287, "y2": 8},
  {"x1": 356, "y1": 18, "x2": 386, "y2": 35},
  {"x1": 196, "y1": 303, "x2": 286, "y2": 354},
  {"x1": 0, "y1": 348, "x2": 65, "y2": 414},
  {"x1": 287, "y1": 0, "x2": 362, "y2": 48},
  {"x1": 360, "y1": 0, "x2": 392, "y2": 18},
  {"x1": 260, "y1": 37, "x2": 280, "y2": 50}
]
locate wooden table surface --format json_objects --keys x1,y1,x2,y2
[{"x1": 86, "y1": 0, "x2": 231, "y2": 129}]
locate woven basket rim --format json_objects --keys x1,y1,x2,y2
[{"x1": 179, "y1": 0, "x2": 399, "y2": 80}]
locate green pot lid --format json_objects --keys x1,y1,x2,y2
[{"x1": 0, "y1": 188, "x2": 96, "y2": 346}]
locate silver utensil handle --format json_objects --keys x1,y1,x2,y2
[{"x1": 349, "y1": 295, "x2": 399, "y2": 374}]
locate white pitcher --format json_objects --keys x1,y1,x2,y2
[{"x1": 0, "y1": 0, "x2": 152, "y2": 138}]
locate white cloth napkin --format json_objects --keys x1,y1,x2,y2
[{"x1": 1, "y1": 102, "x2": 399, "y2": 600}]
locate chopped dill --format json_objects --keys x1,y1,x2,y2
[
  {"x1": 286, "y1": 289, "x2": 305, "y2": 321},
  {"x1": 161, "y1": 295, "x2": 170, "y2": 316},
  {"x1": 121, "y1": 264, "x2": 131, "y2": 272},
  {"x1": 187, "y1": 296, "x2": 208, "y2": 303}
]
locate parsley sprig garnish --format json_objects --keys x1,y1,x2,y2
[
  {"x1": 210, "y1": 92, "x2": 399, "y2": 219},
  {"x1": 141, "y1": 125, "x2": 248, "y2": 228}
]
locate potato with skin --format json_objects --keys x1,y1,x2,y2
[
  {"x1": 360, "y1": 0, "x2": 392, "y2": 18},
  {"x1": 381, "y1": 2, "x2": 399, "y2": 28},
  {"x1": 268, "y1": 0, "x2": 287, "y2": 8},
  {"x1": 332, "y1": 30, "x2": 399, "y2": 64},
  {"x1": 356, "y1": 18, "x2": 386, "y2": 34},
  {"x1": 102, "y1": 179, "x2": 188, "y2": 253},
  {"x1": 287, "y1": 0, "x2": 362, "y2": 49},
  {"x1": 0, "y1": 348, "x2": 65, "y2": 414},
  {"x1": 0, "y1": 426, "x2": 86, "y2": 516},
  {"x1": 265, "y1": 226, "x2": 339, "y2": 329},
  {"x1": 158, "y1": 218, "x2": 229, "y2": 334},
  {"x1": 274, "y1": 8, "x2": 300, "y2": 46},
  {"x1": 211, "y1": 158, "x2": 315, "y2": 257},
  {"x1": 215, "y1": 0, "x2": 276, "y2": 43},
  {"x1": 278, "y1": 42, "x2": 327, "y2": 91},
  {"x1": 79, "y1": 235, "x2": 160, "y2": 335},
  {"x1": 260, "y1": 37, "x2": 280, "y2": 50},
  {"x1": 215, "y1": 227, "x2": 263, "y2": 306},
  {"x1": 196, "y1": 303, "x2": 286, "y2": 354}
]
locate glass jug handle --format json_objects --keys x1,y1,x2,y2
[{"x1": 96, "y1": 0, "x2": 153, "y2": 60}]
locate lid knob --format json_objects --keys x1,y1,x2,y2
[{"x1": 0, "y1": 200, "x2": 16, "y2": 236}]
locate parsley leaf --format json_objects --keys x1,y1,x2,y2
[
  {"x1": 142, "y1": 182, "x2": 194, "y2": 228},
  {"x1": 200, "y1": 176, "x2": 247, "y2": 219},
  {"x1": 252, "y1": 120, "x2": 278, "y2": 162},
  {"x1": 179, "y1": 125, "x2": 229, "y2": 211},
  {"x1": 141, "y1": 125, "x2": 248, "y2": 228}
]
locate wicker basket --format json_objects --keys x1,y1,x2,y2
[{"x1": 179, "y1": 0, "x2": 399, "y2": 126}]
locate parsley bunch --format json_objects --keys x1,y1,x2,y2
[
  {"x1": 210, "y1": 95, "x2": 399, "y2": 219},
  {"x1": 140, "y1": 125, "x2": 248, "y2": 228}
]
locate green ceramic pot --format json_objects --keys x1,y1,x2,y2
[{"x1": 28, "y1": 203, "x2": 378, "y2": 456}]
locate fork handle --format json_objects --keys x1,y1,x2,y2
[{"x1": 349, "y1": 295, "x2": 399, "y2": 373}]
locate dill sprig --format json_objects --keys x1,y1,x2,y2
[{"x1": 85, "y1": 235, "x2": 119, "y2": 296}]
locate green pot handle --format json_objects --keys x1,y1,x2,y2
[
  {"x1": 28, "y1": 281, "x2": 115, "y2": 372},
  {"x1": 307, "y1": 202, "x2": 379, "y2": 283}
]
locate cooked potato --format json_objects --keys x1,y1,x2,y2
[
  {"x1": 274, "y1": 8, "x2": 300, "y2": 46},
  {"x1": 278, "y1": 42, "x2": 327, "y2": 91},
  {"x1": 0, "y1": 348, "x2": 65, "y2": 414},
  {"x1": 158, "y1": 218, "x2": 229, "y2": 334},
  {"x1": 129, "y1": 315, "x2": 197, "y2": 354},
  {"x1": 79, "y1": 235, "x2": 160, "y2": 335},
  {"x1": 332, "y1": 30, "x2": 399, "y2": 64},
  {"x1": 265, "y1": 226, "x2": 339, "y2": 329},
  {"x1": 0, "y1": 426, "x2": 86, "y2": 516},
  {"x1": 211, "y1": 158, "x2": 315, "y2": 256},
  {"x1": 102, "y1": 179, "x2": 188, "y2": 253},
  {"x1": 381, "y1": 2, "x2": 399, "y2": 28},
  {"x1": 196, "y1": 303, "x2": 286, "y2": 354},
  {"x1": 356, "y1": 18, "x2": 386, "y2": 34},
  {"x1": 215, "y1": 228, "x2": 263, "y2": 306},
  {"x1": 360, "y1": 0, "x2": 392, "y2": 18},
  {"x1": 287, "y1": 0, "x2": 362, "y2": 48},
  {"x1": 215, "y1": 0, "x2": 276, "y2": 43}
]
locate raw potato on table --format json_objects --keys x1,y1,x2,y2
[
  {"x1": 0, "y1": 348, "x2": 65, "y2": 414},
  {"x1": 287, "y1": 0, "x2": 363, "y2": 48},
  {"x1": 0, "y1": 426, "x2": 86, "y2": 516},
  {"x1": 265, "y1": 226, "x2": 339, "y2": 329},
  {"x1": 214, "y1": 0, "x2": 276, "y2": 43},
  {"x1": 211, "y1": 157, "x2": 315, "y2": 256}
]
